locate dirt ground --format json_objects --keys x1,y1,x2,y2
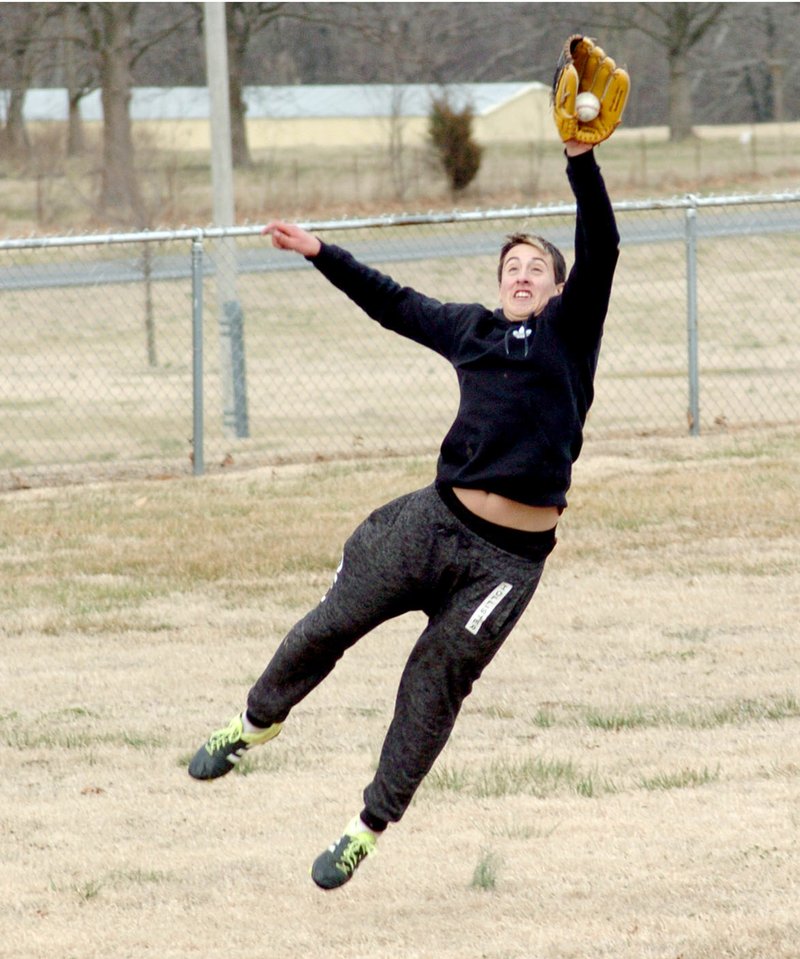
[{"x1": 1, "y1": 427, "x2": 799, "y2": 959}]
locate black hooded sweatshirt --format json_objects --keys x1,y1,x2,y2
[{"x1": 309, "y1": 149, "x2": 619, "y2": 509}]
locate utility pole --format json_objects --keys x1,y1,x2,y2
[{"x1": 203, "y1": 1, "x2": 248, "y2": 438}]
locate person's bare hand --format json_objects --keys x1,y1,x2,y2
[{"x1": 262, "y1": 221, "x2": 321, "y2": 257}]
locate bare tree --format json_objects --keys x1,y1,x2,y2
[
  {"x1": 77, "y1": 4, "x2": 143, "y2": 218},
  {"x1": 214, "y1": 2, "x2": 358, "y2": 169},
  {"x1": 122, "y1": 3, "x2": 800, "y2": 147},
  {"x1": 181, "y1": 2, "x2": 323, "y2": 168},
  {"x1": 726, "y1": 5, "x2": 790, "y2": 123},
  {"x1": 59, "y1": 3, "x2": 96, "y2": 157},
  {"x1": 613, "y1": 3, "x2": 728, "y2": 141},
  {"x1": 223, "y1": 3, "x2": 286, "y2": 168},
  {"x1": 0, "y1": 4, "x2": 59, "y2": 160},
  {"x1": 75, "y1": 3, "x2": 192, "y2": 221}
]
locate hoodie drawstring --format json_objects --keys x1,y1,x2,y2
[{"x1": 504, "y1": 319, "x2": 531, "y2": 357}]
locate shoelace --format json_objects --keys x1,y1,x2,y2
[
  {"x1": 337, "y1": 834, "x2": 375, "y2": 875},
  {"x1": 206, "y1": 717, "x2": 242, "y2": 752}
]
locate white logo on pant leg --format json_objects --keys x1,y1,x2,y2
[
  {"x1": 321, "y1": 554, "x2": 344, "y2": 602},
  {"x1": 465, "y1": 582, "x2": 513, "y2": 634}
]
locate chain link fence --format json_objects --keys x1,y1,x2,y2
[{"x1": 1, "y1": 192, "x2": 799, "y2": 491}]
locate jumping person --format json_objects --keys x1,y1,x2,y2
[{"x1": 188, "y1": 36, "x2": 628, "y2": 890}]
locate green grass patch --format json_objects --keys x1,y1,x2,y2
[
  {"x1": 233, "y1": 750, "x2": 290, "y2": 776},
  {"x1": 639, "y1": 765, "x2": 721, "y2": 791},
  {"x1": 530, "y1": 694, "x2": 800, "y2": 734},
  {"x1": 426, "y1": 755, "x2": 609, "y2": 800},
  {"x1": 5, "y1": 725, "x2": 164, "y2": 751},
  {"x1": 470, "y1": 850, "x2": 500, "y2": 891},
  {"x1": 584, "y1": 707, "x2": 652, "y2": 732}
]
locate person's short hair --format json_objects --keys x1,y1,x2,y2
[{"x1": 497, "y1": 232, "x2": 566, "y2": 286}]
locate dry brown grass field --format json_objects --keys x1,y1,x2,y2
[
  {"x1": 2, "y1": 425, "x2": 799, "y2": 959},
  {"x1": 2, "y1": 125, "x2": 800, "y2": 234}
]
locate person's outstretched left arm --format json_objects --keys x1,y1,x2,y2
[{"x1": 262, "y1": 220, "x2": 461, "y2": 357}]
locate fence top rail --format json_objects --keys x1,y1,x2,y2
[{"x1": 2, "y1": 190, "x2": 799, "y2": 252}]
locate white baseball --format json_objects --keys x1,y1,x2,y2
[{"x1": 575, "y1": 92, "x2": 601, "y2": 122}]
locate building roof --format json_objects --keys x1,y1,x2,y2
[{"x1": 11, "y1": 83, "x2": 546, "y2": 122}]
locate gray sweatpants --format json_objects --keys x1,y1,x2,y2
[{"x1": 246, "y1": 483, "x2": 553, "y2": 824}]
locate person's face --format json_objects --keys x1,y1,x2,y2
[{"x1": 499, "y1": 243, "x2": 563, "y2": 322}]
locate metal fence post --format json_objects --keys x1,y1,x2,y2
[
  {"x1": 685, "y1": 197, "x2": 701, "y2": 436},
  {"x1": 191, "y1": 235, "x2": 205, "y2": 476}
]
